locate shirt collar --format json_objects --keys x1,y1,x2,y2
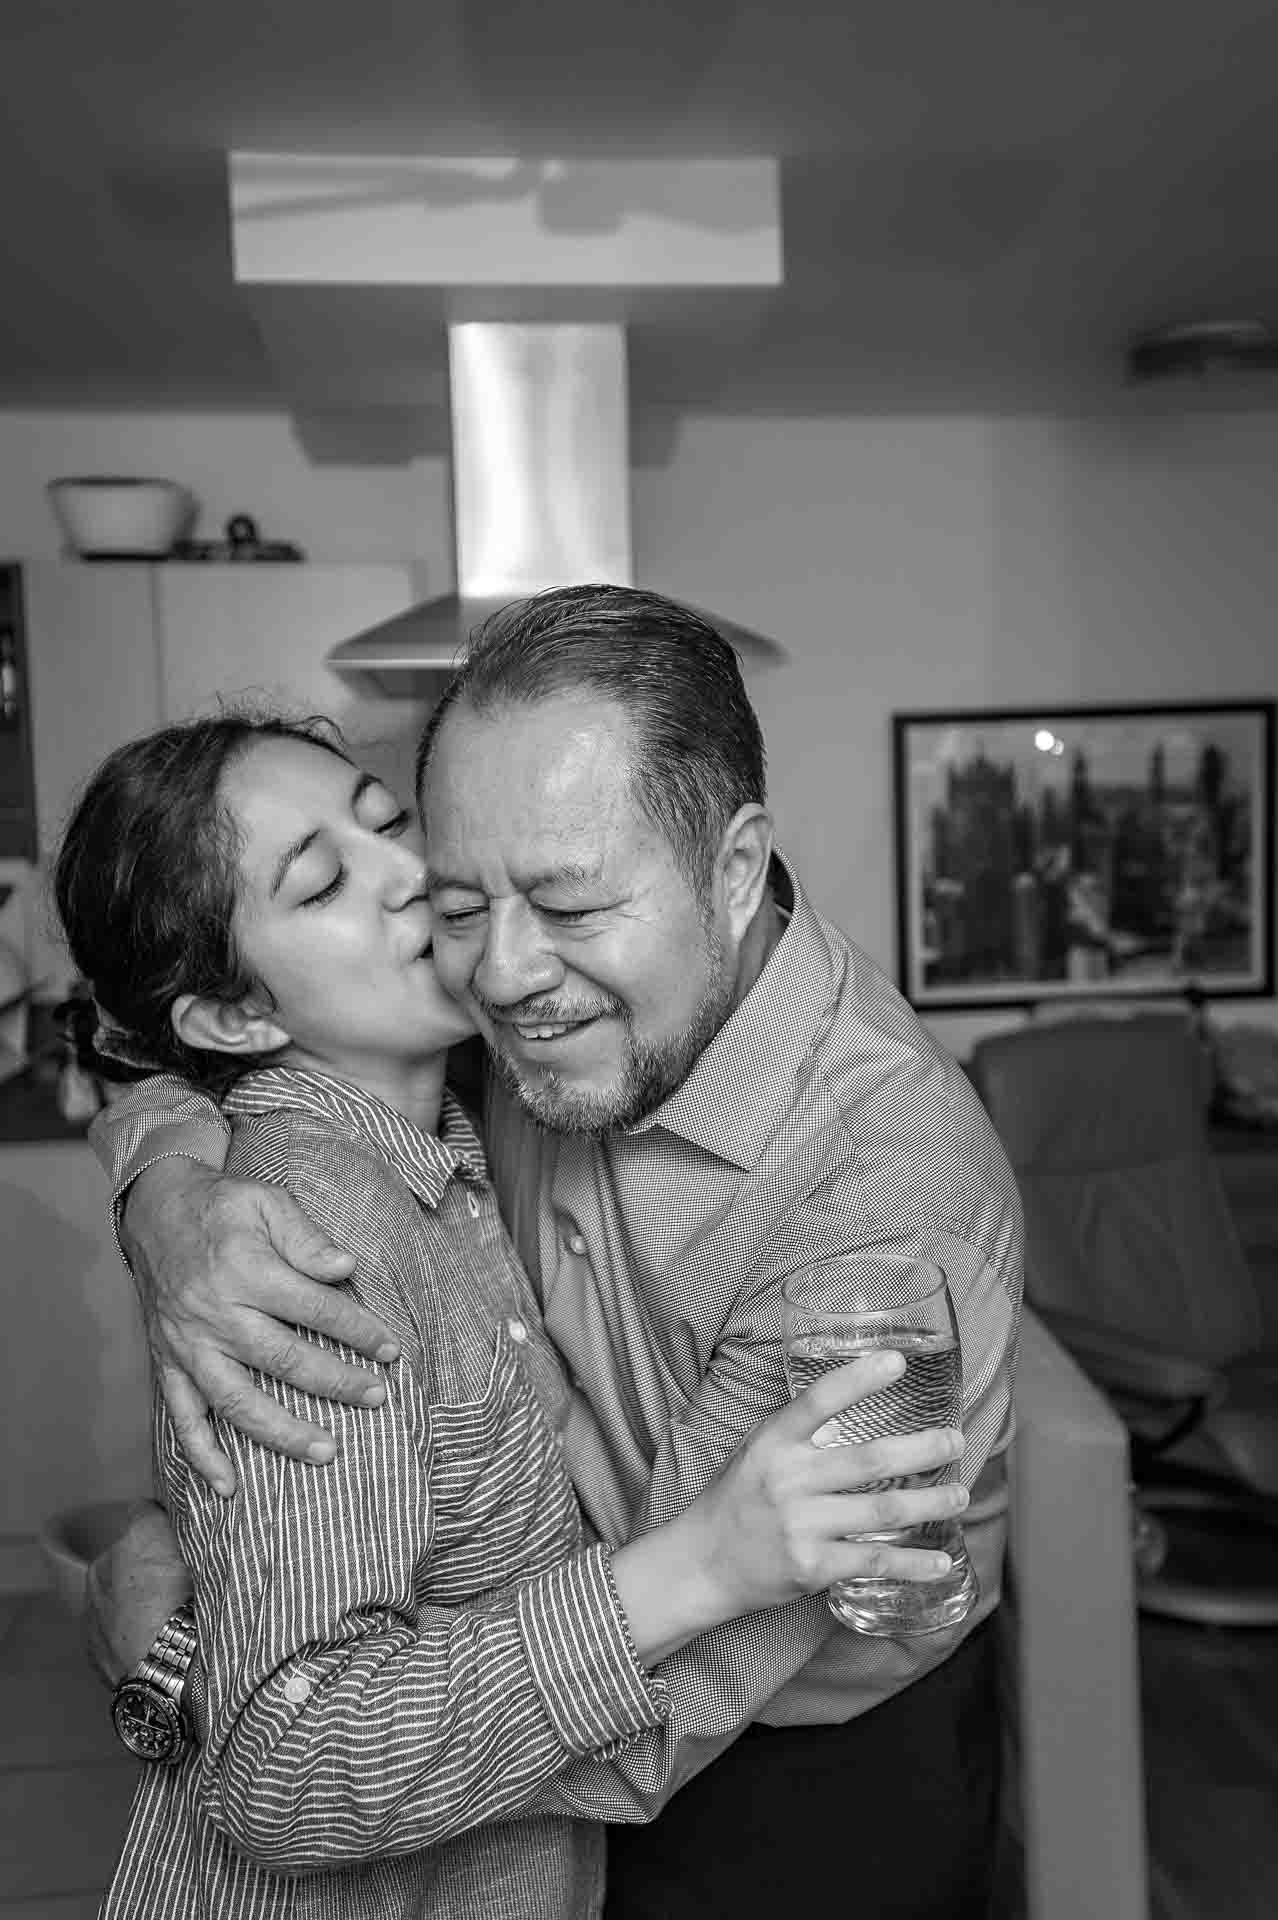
[
  {"x1": 629, "y1": 851, "x2": 843, "y2": 1170},
  {"x1": 223, "y1": 1066, "x2": 487, "y2": 1208}
]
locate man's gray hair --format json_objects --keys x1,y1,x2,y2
[{"x1": 416, "y1": 584, "x2": 768, "y2": 897}]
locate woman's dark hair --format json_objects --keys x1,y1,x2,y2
[
  {"x1": 54, "y1": 709, "x2": 349, "y2": 1097},
  {"x1": 416, "y1": 585, "x2": 767, "y2": 899}
]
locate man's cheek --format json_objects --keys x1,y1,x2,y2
[{"x1": 431, "y1": 939, "x2": 471, "y2": 999}]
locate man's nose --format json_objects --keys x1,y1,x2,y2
[{"x1": 476, "y1": 900, "x2": 564, "y2": 1005}]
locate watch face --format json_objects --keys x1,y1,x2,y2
[{"x1": 112, "y1": 1680, "x2": 184, "y2": 1764}]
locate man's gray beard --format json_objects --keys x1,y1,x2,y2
[{"x1": 485, "y1": 936, "x2": 736, "y2": 1138}]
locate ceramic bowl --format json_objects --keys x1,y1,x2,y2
[{"x1": 46, "y1": 477, "x2": 195, "y2": 558}]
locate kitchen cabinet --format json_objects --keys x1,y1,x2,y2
[
  {"x1": 20, "y1": 558, "x2": 419, "y2": 991},
  {"x1": 22, "y1": 562, "x2": 161, "y2": 873},
  {"x1": 152, "y1": 564, "x2": 425, "y2": 794}
]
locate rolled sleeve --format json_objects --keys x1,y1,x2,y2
[
  {"x1": 516, "y1": 1544, "x2": 669, "y2": 1756},
  {"x1": 169, "y1": 1361, "x2": 667, "y2": 1871},
  {"x1": 88, "y1": 1077, "x2": 230, "y2": 1263}
]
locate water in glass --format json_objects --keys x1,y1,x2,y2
[{"x1": 782, "y1": 1261, "x2": 979, "y2": 1635}]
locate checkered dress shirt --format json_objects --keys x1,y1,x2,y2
[
  {"x1": 98, "y1": 1068, "x2": 668, "y2": 1920},
  {"x1": 95, "y1": 853, "x2": 1024, "y2": 1835}
]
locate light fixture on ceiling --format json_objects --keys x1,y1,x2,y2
[{"x1": 1126, "y1": 319, "x2": 1278, "y2": 382}]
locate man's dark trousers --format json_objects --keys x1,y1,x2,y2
[{"x1": 604, "y1": 1610, "x2": 1002, "y2": 1919}]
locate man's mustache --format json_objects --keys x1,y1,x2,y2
[{"x1": 476, "y1": 995, "x2": 622, "y2": 1027}]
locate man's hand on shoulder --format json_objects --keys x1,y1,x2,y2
[{"x1": 122, "y1": 1159, "x2": 401, "y2": 1494}]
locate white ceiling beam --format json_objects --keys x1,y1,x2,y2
[{"x1": 229, "y1": 153, "x2": 782, "y2": 289}]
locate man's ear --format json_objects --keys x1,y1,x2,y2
[
  {"x1": 717, "y1": 804, "x2": 774, "y2": 940},
  {"x1": 171, "y1": 993, "x2": 290, "y2": 1059}
]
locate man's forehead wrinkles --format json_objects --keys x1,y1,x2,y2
[
  {"x1": 426, "y1": 852, "x2": 607, "y2": 894},
  {"x1": 527, "y1": 855, "x2": 606, "y2": 888}
]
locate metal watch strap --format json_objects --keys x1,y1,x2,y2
[
  {"x1": 132, "y1": 1601, "x2": 197, "y2": 1699},
  {"x1": 111, "y1": 1600, "x2": 198, "y2": 1762}
]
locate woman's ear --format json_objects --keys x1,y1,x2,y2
[{"x1": 171, "y1": 993, "x2": 290, "y2": 1059}]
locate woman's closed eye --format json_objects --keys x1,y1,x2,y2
[
  {"x1": 300, "y1": 868, "x2": 345, "y2": 908},
  {"x1": 298, "y1": 809, "x2": 411, "y2": 906}
]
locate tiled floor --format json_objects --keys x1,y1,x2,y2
[
  {"x1": 3, "y1": 1584, "x2": 1277, "y2": 1918},
  {"x1": 1141, "y1": 1614, "x2": 1278, "y2": 1920}
]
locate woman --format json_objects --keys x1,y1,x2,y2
[{"x1": 55, "y1": 711, "x2": 965, "y2": 1919}]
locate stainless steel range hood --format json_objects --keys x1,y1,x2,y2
[{"x1": 326, "y1": 323, "x2": 785, "y2": 696}]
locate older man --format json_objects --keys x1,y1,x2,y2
[{"x1": 91, "y1": 585, "x2": 1022, "y2": 1919}]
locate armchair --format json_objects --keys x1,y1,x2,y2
[{"x1": 971, "y1": 1012, "x2": 1278, "y2": 1628}]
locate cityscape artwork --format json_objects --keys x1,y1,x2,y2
[{"x1": 893, "y1": 702, "x2": 1274, "y2": 1011}]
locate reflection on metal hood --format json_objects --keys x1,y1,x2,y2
[{"x1": 326, "y1": 323, "x2": 784, "y2": 696}]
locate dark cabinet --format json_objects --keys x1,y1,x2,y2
[{"x1": 0, "y1": 566, "x2": 37, "y2": 859}]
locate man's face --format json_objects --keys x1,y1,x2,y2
[{"x1": 421, "y1": 693, "x2": 738, "y2": 1134}]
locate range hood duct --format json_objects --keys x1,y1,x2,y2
[{"x1": 326, "y1": 323, "x2": 784, "y2": 696}]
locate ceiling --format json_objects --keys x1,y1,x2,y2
[{"x1": 5, "y1": 0, "x2": 1278, "y2": 439}]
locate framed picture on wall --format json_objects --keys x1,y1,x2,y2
[{"x1": 892, "y1": 700, "x2": 1275, "y2": 1012}]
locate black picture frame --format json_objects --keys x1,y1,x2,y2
[{"x1": 892, "y1": 700, "x2": 1275, "y2": 1012}]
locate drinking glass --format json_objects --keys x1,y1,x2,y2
[{"x1": 781, "y1": 1258, "x2": 979, "y2": 1635}]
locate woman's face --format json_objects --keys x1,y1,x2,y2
[{"x1": 222, "y1": 735, "x2": 476, "y2": 1085}]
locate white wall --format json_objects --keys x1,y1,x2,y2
[
  {"x1": 3, "y1": 402, "x2": 1276, "y2": 1060},
  {"x1": 635, "y1": 410, "x2": 1278, "y2": 1053}
]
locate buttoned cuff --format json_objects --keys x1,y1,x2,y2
[{"x1": 517, "y1": 1544, "x2": 669, "y2": 1756}]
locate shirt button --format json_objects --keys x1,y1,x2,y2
[
  {"x1": 466, "y1": 1191, "x2": 481, "y2": 1218},
  {"x1": 564, "y1": 1232, "x2": 588, "y2": 1256},
  {"x1": 506, "y1": 1317, "x2": 529, "y2": 1344},
  {"x1": 282, "y1": 1674, "x2": 312, "y2": 1706}
]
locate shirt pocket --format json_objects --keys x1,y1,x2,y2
[{"x1": 425, "y1": 1324, "x2": 583, "y2": 1602}]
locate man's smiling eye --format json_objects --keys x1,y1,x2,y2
[{"x1": 539, "y1": 906, "x2": 593, "y2": 925}]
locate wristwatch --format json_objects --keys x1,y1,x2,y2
[{"x1": 111, "y1": 1601, "x2": 197, "y2": 1763}]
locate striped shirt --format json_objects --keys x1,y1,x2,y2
[
  {"x1": 99, "y1": 1067, "x2": 668, "y2": 1920},
  {"x1": 97, "y1": 854, "x2": 1023, "y2": 1833}
]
